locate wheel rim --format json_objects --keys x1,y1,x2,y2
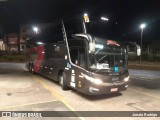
[
  {"x1": 30, "y1": 65, "x2": 32, "y2": 72},
  {"x1": 31, "y1": 65, "x2": 34, "y2": 73},
  {"x1": 32, "y1": 67, "x2": 34, "y2": 72},
  {"x1": 59, "y1": 75, "x2": 63, "y2": 86}
]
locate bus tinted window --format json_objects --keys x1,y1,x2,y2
[
  {"x1": 41, "y1": 23, "x2": 63, "y2": 44},
  {"x1": 68, "y1": 39, "x2": 86, "y2": 68},
  {"x1": 64, "y1": 17, "x2": 83, "y2": 39}
]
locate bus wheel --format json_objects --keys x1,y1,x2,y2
[
  {"x1": 58, "y1": 72, "x2": 69, "y2": 90},
  {"x1": 29, "y1": 63, "x2": 32, "y2": 72},
  {"x1": 30, "y1": 64, "x2": 35, "y2": 74}
]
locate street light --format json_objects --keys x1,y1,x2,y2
[
  {"x1": 139, "y1": 23, "x2": 146, "y2": 63},
  {"x1": 101, "y1": 17, "x2": 109, "y2": 21},
  {"x1": 83, "y1": 13, "x2": 88, "y2": 16},
  {"x1": 32, "y1": 26, "x2": 39, "y2": 34}
]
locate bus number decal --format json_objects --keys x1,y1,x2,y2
[{"x1": 67, "y1": 63, "x2": 71, "y2": 68}]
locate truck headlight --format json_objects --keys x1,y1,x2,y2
[
  {"x1": 84, "y1": 75, "x2": 102, "y2": 85},
  {"x1": 124, "y1": 76, "x2": 129, "y2": 82}
]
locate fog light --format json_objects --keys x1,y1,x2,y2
[{"x1": 89, "y1": 87, "x2": 99, "y2": 93}]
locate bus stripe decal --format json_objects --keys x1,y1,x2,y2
[{"x1": 34, "y1": 46, "x2": 45, "y2": 72}]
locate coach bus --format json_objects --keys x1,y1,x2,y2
[{"x1": 26, "y1": 14, "x2": 140, "y2": 95}]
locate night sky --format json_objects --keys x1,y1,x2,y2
[{"x1": 0, "y1": 0, "x2": 160, "y2": 43}]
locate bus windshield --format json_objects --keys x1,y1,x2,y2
[
  {"x1": 85, "y1": 16, "x2": 117, "y2": 39},
  {"x1": 89, "y1": 43, "x2": 127, "y2": 73}
]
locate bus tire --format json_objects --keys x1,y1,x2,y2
[
  {"x1": 29, "y1": 63, "x2": 32, "y2": 72},
  {"x1": 30, "y1": 64, "x2": 35, "y2": 74},
  {"x1": 58, "y1": 72, "x2": 69, "y2": 90},
  {"x1": 28, "y1": 62, "x2": 31, "y2": 71}
]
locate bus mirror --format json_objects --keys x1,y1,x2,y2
[{"x1": 89, "y1": 42, "x2": 95, "y2": 53}]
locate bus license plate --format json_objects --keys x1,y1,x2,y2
[{"x1": 110, "y1": 88, "x2": 118, "y2": 92}]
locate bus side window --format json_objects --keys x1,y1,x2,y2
[
  {"x1": 64, "y1": 18, "x2": 83, "y2": 39},
  {"x1": 70, "y1": 48, "x2": 78, "y2": 64},
  {"x1": 78, "y1": 47, "x2": 85, "y2": 68},
  {"x1": 43, "y1": 23, "x2": 64, "y2": 44}
]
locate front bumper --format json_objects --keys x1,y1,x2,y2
[{"x1": 83, "y1": 82, "x2": 128, "y2": 95}]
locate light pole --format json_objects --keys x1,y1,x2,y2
[{"x1": 139, "y1": 23, "x2": 146, "y2": 63}]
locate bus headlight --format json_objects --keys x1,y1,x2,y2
[
  {"x1": 84, "y1": 75, "x2": 102, "y2": 85},
  {"x1": 124, "y1": 76, "x2": 129, "y2": 82}
]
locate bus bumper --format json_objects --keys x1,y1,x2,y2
[{"x1": 84, "y1": 82, "x2": 128, "y2": 95}]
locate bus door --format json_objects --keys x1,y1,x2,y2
[{"x1": 67, "y1": 39, "x2": 88, "y2": 90}]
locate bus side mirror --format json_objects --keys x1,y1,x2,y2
[
  {"x1": 88, "y1": 36, "x2": 96, "y2": 53},
  {"x1": 89, "y1": 42, "x2": 95, "y2": 53}
]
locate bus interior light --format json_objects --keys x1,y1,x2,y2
[
  {"x1": 101, "y1": 17, "x2": 109, "y2": 21},
  {"x1": 37, "y1": 42, "x2": 44, "y2": 45}
]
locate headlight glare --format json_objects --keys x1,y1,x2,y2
[
  {"x1": 84, "y1": 75, "x2": 102, "y2": 84},
  {"x1": 124, "y1": 76, "x2": 129, "y2": 82}
]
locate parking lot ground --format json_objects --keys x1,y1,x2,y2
[
  {"x1": 0, "y1": 62, "x2": 81, "y2": 120},
  {"x1": 0, "y1": 62, "x2": 160, "y2": 120}
]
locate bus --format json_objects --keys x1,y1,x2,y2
[{"x1": 26, "y1": 14, "x2": 140, "y2": 95}]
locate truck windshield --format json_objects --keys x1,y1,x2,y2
[{"x1": 89, "y1": 43, "x2": 127, "y2": 72}]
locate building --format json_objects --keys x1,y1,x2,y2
[
  {"x1": 19, "y1": 23, "x2": 51, "y2": 50},
  {"x1": 5, "y1": 33, "x2": 19, "y2": 51},
  {"x1": 0, "y1": 39, "x2": 6, "y2": 50},
  {"x1": 2, "y1": 23, "x2": 50, "y2": 51}
]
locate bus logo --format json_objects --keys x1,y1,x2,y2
[
  {"x1": 112, "y1": 77, "x2": 119, "y2": 82},
  {"x1": 107, "y1": 40, "x2": 120, "y2": 46}
]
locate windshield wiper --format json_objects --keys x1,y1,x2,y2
[
  {"x1": 95, "y1": 68, "x2": 110, "y2": 73},
  {"x1": 97, "y1": 55, "x2": 107, "y2": 62},
  {"x1": 95, "y1": 69, "x2": 102, "y2": 73},
  {"x1": 95, "y1": 48, "x2": 103, "y2": 55}
]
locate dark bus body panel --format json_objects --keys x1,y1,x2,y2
[
  {"x1": 26, "y1": 17, "x2": 129, "y2": 95},
  {"x1": 27, "y1": 42, "x2": 129, "y2": 95}
]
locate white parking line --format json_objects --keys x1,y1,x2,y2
[
  {"x1": 23, "y1": 66, "x2": 29, "y2": 71},
  {"x1": 129, "y1": 88, "x2": 160, "y2": 100},
  {"x1": 33, "y1": 75, "x2": 85, "y2": 120},
  {"x1": 0, "y1": 100, "x2": 58, "y2": 110},
  {"x1": 140, "y1": 77, "x2": 153, "y2": 80}
]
